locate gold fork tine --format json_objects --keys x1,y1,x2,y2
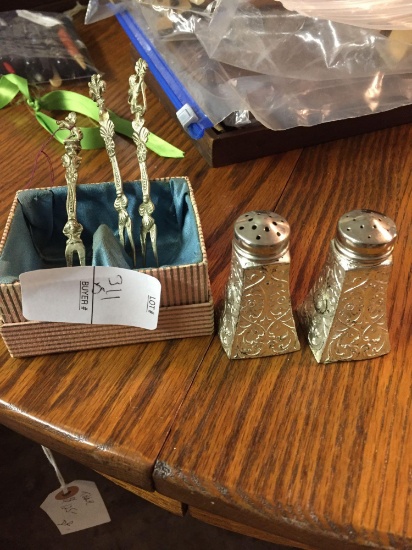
[
  {"x1": 89, "y1": 74, "x2": 137, "y2": 267},
  {"x1": 58, "y1": 112, "x2": 86, "y2": 267},
  {"x1": 128, "y1": 59, "x2": 159, "y2": 268}
]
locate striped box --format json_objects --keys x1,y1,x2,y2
[{"x1": 0, "y1": 177, "x2": 214, "y2": 357}]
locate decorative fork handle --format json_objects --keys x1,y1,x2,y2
[
  {"x1": 58, "y1": 112, "x2": 86, "y2": 267},
  {"x1": 89, "y1": 74, "x2": 136, "y2": 267},
  {"x1": 128, "y1": 59, "x2": 159, "y2": 267}
]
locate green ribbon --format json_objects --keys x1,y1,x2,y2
[{"x1": 0, "y1": 74, "x2": 184, "y2": 158}]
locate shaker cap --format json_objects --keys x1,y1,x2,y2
[
  {"x1": 233, "y1": 211, "x2": 290, "y2": 260},
  {"x1": 336, "y1": 209, "x2": 397, "y2": 260}
]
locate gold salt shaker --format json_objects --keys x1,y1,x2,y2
[
  {"x1": 298, "y1": 209, "x2": 397, "y2": 363},
  {"x1": 218, "y1": 211, "x2": 300, "y2": 359}
]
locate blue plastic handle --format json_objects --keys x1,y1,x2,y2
[{"x1": 116, "y1": 9, "x2": 214, "y2": 140}]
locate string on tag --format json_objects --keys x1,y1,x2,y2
[{"x1": 41, "y1": 446, "x2": 69, "y2": 495}]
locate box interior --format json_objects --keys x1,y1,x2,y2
[{"x1": 0, "y1": 178, "x2": 203, "y2": 283}]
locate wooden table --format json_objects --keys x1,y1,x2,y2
[{"x1": 0, "y1": 14, "x2": 411, "y2": 550}]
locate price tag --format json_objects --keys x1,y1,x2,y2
[
  {"x1": 40, "y1": 480, "x2": 110, "y2": 535},
  {"x1": 20, "y1": 266, "x2": 161, "y2": 330}
]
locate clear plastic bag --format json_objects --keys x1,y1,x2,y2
[
  {"x1": 85, "y1": 0, "x2": 412, "y2": 132},
  {"x1": 135, "y1": 0, "x2": 215, "y2": 40},
  {"x1": 196, "y1": 0, "x2": 412, "y2": 80},
  {"x1": 86, "y1": 0, "x2": 215, "y2": 39},
  {"x1": 0, "y1": 10, "x2": 98, "y2": 85},
  {"x1": 281, "y1": 0, "x2": 412, "y2": 30}
]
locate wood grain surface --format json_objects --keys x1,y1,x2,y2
[
  {"x1": 154, "y1": 127, "x2": 412, "y2": 549},
  {"x1": 189, "y1": 507, "x2": 316, "y2": 550},
  {"x1": 0, "y1": 12, "x2": 411, "y2": 550},
  {"x1": 100, "y1": 472, "x2": 186, "y2": 516}
]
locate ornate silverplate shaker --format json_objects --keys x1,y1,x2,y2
[
  {"x1": 218, "y1": 211, "x2": 300, "y2": 359},
  {"x1": 298, "y1": 209, "x2": 397, "y2": 364}
]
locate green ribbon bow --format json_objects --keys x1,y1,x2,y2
[{"x1": 0, "y1": 74, "x2": 184, "y2": 158}]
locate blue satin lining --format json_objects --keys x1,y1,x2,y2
[{"x1": 0, "y1": 178, "x2": 203, "y2": 283}]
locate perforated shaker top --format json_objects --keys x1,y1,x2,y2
[
  {"x1": 336, "y1": 209, "x2": 397, "y2": 260},
  {"x1": 233, "y1": 211, "x2": 290, "y2": 260}
]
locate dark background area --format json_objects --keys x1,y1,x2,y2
[{"x1": 0, "y1": 424, "x2": 290, "y2": 550}]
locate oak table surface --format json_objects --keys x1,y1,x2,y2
[{"x1": 0, "y1": 14, "x2": 411, "y2": 550}]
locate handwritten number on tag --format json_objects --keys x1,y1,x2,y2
[{"x1": 93, "y1": 274, "x2": 123, "y2": 300}]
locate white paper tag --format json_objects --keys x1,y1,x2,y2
[
  {"x1": 40, "y1": 480, "x2": 111, "y2": 535},
  {"x1": 20, "y1": 267, "x2": 161, "y2": 330},
  {"x1": 16, "y1": 10, "x2": 62, "y2": 27}
]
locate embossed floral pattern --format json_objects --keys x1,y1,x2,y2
[
  {"x1": 326, "y1": 269, "x2": 391, "y2": 361},
  {"x1": 298, "y1": 244, "x2": 391, "y2": 363},
  {"x1": 219, "y1": 255, "x2": 300, "y2": 359}
]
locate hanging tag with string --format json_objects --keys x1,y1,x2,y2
[{"x1": 40, "y1": 446, "x2": 111, "y2": 535}]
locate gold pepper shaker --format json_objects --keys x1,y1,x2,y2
[{"x1": 298, "y1": 209, "x2": 397, "y2": 363}]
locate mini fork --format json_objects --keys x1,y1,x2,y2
[
  {"x1": 128, "y1": 59, "x2": 159, "y2": 268},
  {"x1": 89, "y1": 74, "x2": 136, "y2": 267},
  {"x1": 58, "y1": 112, "x2": 86, "y2": 268}
]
